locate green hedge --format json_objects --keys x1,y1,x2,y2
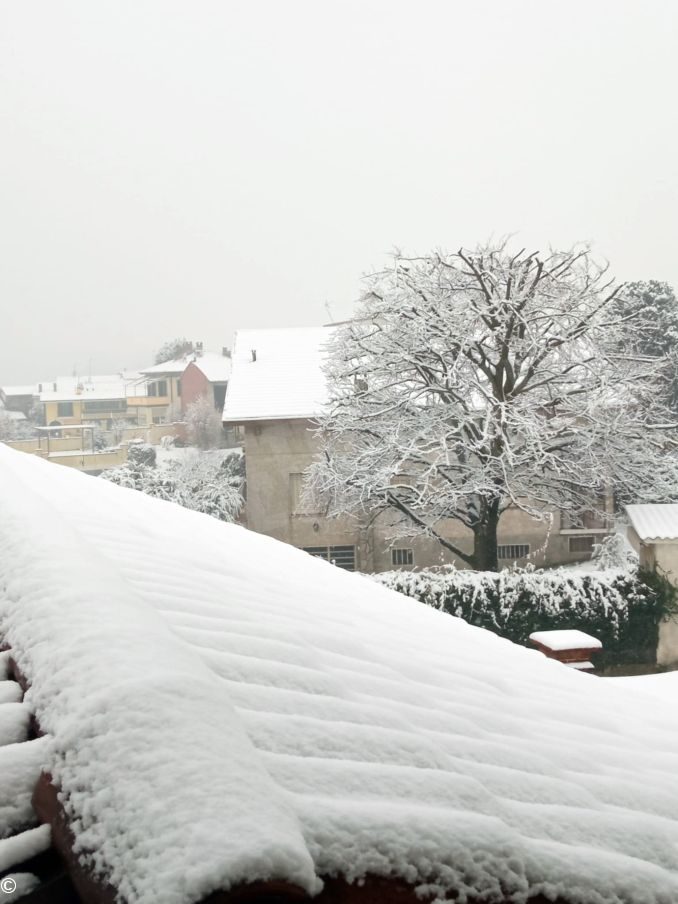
[{"x1": 373, "y1": 566, "x2": 677, "y2": 667}]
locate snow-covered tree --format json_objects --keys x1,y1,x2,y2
[
  {"x1": 185, "y1": 395, "x2": 223, "y2": 450},
  {"x1": 154, "y1": 337, "x2": 194, "y2": 365},
  {"x1": 307, "y1": 241, "x2": 678, "y2": 571},
  {"x1": 101, "y1": 449, "x2": 244, "y2": 522},
  {"x1": 0, "y1": 412, "x2": 37, "y2": 442},
  {"x1": 611, "y1": 280, "x2": 678, "y2": 410}
]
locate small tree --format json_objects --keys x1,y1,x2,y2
[
  {"x1": 308, "y1": 241, "x2": 678, "y2": 571},
  {"x1": 185, "y1": 395, "x2": 223, "y2": 450},
  {"x1": 154, "y1": 338, "x2": 194, "y2": 365}
]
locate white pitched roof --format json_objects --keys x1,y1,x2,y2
[
  {"x1": 626, "y1": 504, "x2": 678, "y2": 541},
  {"x1": 140, "y1": 357, "x2": 193, "y2": 376},
  {"x1": 187, "y1": 351, "x2": 231, "y2": 383},
  {"x1": 141, "y1": 351, "x2": 231, "y2": 382},
  {"x1": 0, "y1": 385, "x2": 38, "y2": 397},
  {"x1": 222, "y1": 326, "x2": 334, "y2": 422},
  {"x1": 2, "y1": 443, "x2": 678, "y2": 903}
]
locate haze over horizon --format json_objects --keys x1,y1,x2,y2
[{"x1": 2, "y1": 0, "x2": 677, "y2": 383}]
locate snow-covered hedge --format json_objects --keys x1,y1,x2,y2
[
  {"x1": 101, "y1": 448, "x2": 244, "y2": 523},
  {"x1": 373, "y1": 567, "x2": 675, "y2": 666}
]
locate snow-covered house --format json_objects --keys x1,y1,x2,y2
[
  {"x1": 139, "y1": 348, "x2": 232, "y2": 422},
  {"x1": 1, "y1": 442, "x2": 678, "y2": 904},
  {"x1": 178, "y1": 349, "x2": 232, "y2": 413},
  {"x1": 222, "y1": 327, "x2": 606, "y2": 572},
  {"x1": 0, "y1": 385, "x2": 38, "y2": 418}
]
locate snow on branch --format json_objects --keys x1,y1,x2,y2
[{"x1": 307, "y1": 240, "x2": 678, "y2": 570}]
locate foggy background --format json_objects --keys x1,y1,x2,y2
[{"x1": 1, "y1": 0, "x2": 676, "y2": 382}]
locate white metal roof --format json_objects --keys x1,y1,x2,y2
[
  {"x1": 222, "y1": 326, "x2": 334, "y2": 422},
  {"x1": 625, "y1": 504, "x2": 678, "y2": 541}
]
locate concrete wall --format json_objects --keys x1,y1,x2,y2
[
  {"x1": 7, "y1": 436, "x2": 88, "y2": 454},
  {"x1": 49, "y1": 448, "x2": 128, "y2": 473},
  {"x1": 241, "y1": 418, "x2": 602, "y2": 573}
]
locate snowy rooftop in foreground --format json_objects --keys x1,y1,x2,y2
[
  {"x1": 1, "y1": 445, "x2": 678, "y2": 903},
  {"x1": 626, "y1": 503, "x2": 678, "y2": 541},
  {"x1": 222, "y1": 326, "x2": 334, "y2": 422}
]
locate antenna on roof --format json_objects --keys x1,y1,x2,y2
[{"x1": 324, "y1": 300, "x2": 334, "y2": 321}]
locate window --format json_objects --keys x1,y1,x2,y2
[
  {"x1": 57, "y1": 402, "x2": 74, "y2": 417},
  {"x1": 497, "y1": 544, "x2": 530, "y2": 560},
  {"x1": 148, "y1": 380, "x2": 168, "y2": 398},
  {"x1": 302, "y1": 545, "x2": 356, "y2": 571},
  {"x1": 569, "y1": 535, "x2": 595, "y2": 554},
  {"x1": 391, "y1": 548, "x2": 414, "y2": 566},
  {"x1": 83, "y1": 399, "x2": 127, "y2": 413},
  {"x1": 289, "y1": 473, "x2": 319, "y2": 514}
]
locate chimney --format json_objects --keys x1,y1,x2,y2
[
  {"x1": 251, "y1": 350, "x2": 257, "y2": 362},
  {"x1": 222, "y1": 347, "x2": 231, "y2": 358}
]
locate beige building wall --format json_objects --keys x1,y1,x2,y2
[{"x1": 242, "y1": 418, "x2": 602, "y2": 573}]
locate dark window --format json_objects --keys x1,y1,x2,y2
[
  {"x1": 302, "y1": 545, "x2": 356, "y2": 571},
  {"x1": 497, "y1": 544, "x2": 530, "y2": 560},
  {"x1": 391, "y1": 548, "x2": 414, "y2": 566},
  {"x1": 148, "y1": 380, "x2": 168, "y2": 398},
  {"x1": 57, "y1": 402, "x2": 74, "y2": 417},
  {"x1": 569, "y1": 535, "x2": 595, "y2": 554}
]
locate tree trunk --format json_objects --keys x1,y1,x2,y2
[{"x1": 472, "y1": 498, "x2": 500, "y2": 571}]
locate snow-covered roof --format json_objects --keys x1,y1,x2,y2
[
  {"x1": 222, "y1": 326, "x2": 334, "y2": 422},
  {"x1": 37, "y1": 373, "x2": 149, "y2": 402},
  {"x1": 529, "y1": 629, "x2": 602, "y2": 651},
  {"x1": 0, "y1": 385, "x2": 37, "y2": 397},
  {"x1": 140, "y1": 357, "x2": 193, "y2": 376},
  {"x1": 0, "y1": 407, "x2": 26, "y2": 421},
  {"x1": 625, "y1": 504, "x2": 678, "y2": 541},
  {"x1": 2, "y1": 444, "x2": 678, "y2": 903},
  {"x1": 140, "y1": 351, "x2": 231, "y2": 382},
  {"x1": 186, "y1": 351, "x2": 231, "y2": 383}
]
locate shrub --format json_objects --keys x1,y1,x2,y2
[
  {"x1": 373, "y1": 566, "x2": 677, "y2": 667},
  {"x1": 101, "y1": 450, "x2": 244, "y2": 523}
]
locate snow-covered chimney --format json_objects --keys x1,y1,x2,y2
[{"x1": 251, "y1": 349, "x2": 257, "y2": 363}]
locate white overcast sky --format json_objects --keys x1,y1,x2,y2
[{"x1": 1, "y1": 0, "x2": 677, "y2": 382}]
